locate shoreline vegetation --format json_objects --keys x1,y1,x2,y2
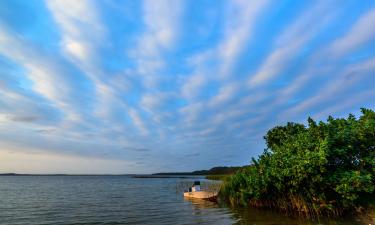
[
  {"x1": 220, "y1": 108, "x2": 374, "y2": 218},
  {"x1": 152, "y1": 166, "x2": 240, "y2": 177}
]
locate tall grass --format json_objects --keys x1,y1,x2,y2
[
  {"x1": 205, "y1": 174, "x2": 230, "y2": 181},
  {"x1": 220, "y1": 174, "x2": 346, "y2": 218}
]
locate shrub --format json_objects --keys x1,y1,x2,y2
[{"x1": 221, "y1": 108, "x2": 375, "y2": 216}]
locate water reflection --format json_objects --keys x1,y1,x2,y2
[
  {"x1": 185, "y1": 197, "x2": 220, "y2": 209},
  {"x1": 231, "y1": 205, "x2": 372, "y2": 225},
  {"x1": 184, "y1": 196, "x2": 239, "y2": 225},
  {"x1": 184, "y1": 195, "x2": 371, "y2": 225}
]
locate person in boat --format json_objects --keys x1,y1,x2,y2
[{"x1": 188, "y1": 181, "x2": 201, "y2": 192}]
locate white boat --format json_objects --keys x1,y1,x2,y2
[{"x1": 183, "y1": 181, "x2": 218, "y2": 200}]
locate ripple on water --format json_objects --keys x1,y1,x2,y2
[{"x1": 0, "y1": 176, "x2": 370, "y2": 225}]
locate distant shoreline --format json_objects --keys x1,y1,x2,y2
[
  {"x1": 0, "y1": 173, "x2": 135, "y2": 176},
  {"x1": 0, "y1": 166, "x2": 241, "y2": 177},
  {"x1": 132, "y1": 175, "x2": 204, "y2": 179},
  {"x1": 0, "y1": 173, "x2": 204, "y2": 177}
]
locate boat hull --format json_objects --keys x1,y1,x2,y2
[{"x1": 183, "y1": 191, "x2": 217, "y2": 200}]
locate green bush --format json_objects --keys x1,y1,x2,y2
[{"x1": 221, "y1": 108, "x2": 375, "y2": 216}]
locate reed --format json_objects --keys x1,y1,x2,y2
[{"x1": 205, "y1": 174, "x2": 230, "y2": 181}]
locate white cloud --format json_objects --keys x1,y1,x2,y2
[
  {"x1": 279, "y1": 56, "x2": 375, "y2": 121},
  {"x1": 330, "y1": 7, "x2": 375, "y2": 56},
  {"x1": 46, "y1": 0, "x2": 143, "y2": 134},
  {"x1": 0, "y1": 26, "x2": 81, "y2": 124},
  {"x1": 46, "y1": 0, "x2": 105, "y2": 70},
  {"x1": 142, "y1": 0, "x2": 182, "y2": 51},
  {"x1": 130, "y1": 0, "x2": 184, "y2": 86},
  {"x1": 122, "y1": 0, "x2": 185, "y2": 136},
  {"x1": 180, "y1": 1, "x2": 268, "y2": 101},
  {"x1": 269, "y1": 8, "x2": 375, "y2": 117},
  {"x1": 312, "y1": 89, "x2": 375, "y2": 120},
  {"x1": 181, "y1": 74, "x2": 207, "y2": 100},
  {"x1": 47, "y1": 0, "x2": 110, "y2": 117},
  {"x1": 208, "y1": 82, "x2": 239, "y2": 107},
  {"x1": 218, "y1": 0, "x2": 269, "y2": 78},
  {"x1": 177, "y1": 1, "x2": 269, "y2": 134},
  {"x1": 248, "y1": 1, "x2": 337, "y2": 87},
  {"x1": 179, "y1": 102, "x2": 204, "y2": 126},
  {"x1": 141, "y1": 92, "x2": 177, "y2": 111},
  {"x1": 128, "y1": 108, "x2": 149, "y2": 135},
  {"x1": 64, "y1": 40, "x2": 91, "y2": 63}
]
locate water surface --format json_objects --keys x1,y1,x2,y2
[{"x1": 0, "y1": 176, "x2": 370, "y2": 225}]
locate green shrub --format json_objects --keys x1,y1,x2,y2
[{"x1": 221, "y1": 108, "x2": 375, "y2": 216}]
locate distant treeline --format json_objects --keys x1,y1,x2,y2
[
  {"x1": 153, "y1": 166, "x2": 241, "y2": 176},
  {"x1": 221, "y1": 108, "x2": 375, "y2": 217},
  {"x1": 1, "y1": 167, "x2": 242, "y2": 177}
]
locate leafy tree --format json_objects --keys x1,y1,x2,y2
[{"x1": 221, "y1": 108, "x2": 375, "y2": 216}]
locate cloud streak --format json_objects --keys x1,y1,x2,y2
[{"x1": 0, "y1": 1, "x2": 374, "y2": 173}]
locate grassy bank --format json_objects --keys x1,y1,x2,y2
[
  {"x1": 205, "y1": 174, "x2": 230, "y2": 181},
  {"x1": 220, "y1": 108, "x2": 375, "y2": 218}
]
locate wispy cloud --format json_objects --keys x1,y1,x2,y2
[
  {"x1": 46, "y1": 0, "x2": 105, "y2": 67},
  {"x1": 123, "y1": 146, "x2": 151, "y2": 152},
  {"x1": 128, "y1": 108, "x2": 149, "y2": 135},
  {"x1": 218, "y1": 0, "x2": 269, "y2": 78},
  {"x1": 208, "y1": 82, "x2": 239, "y2": 107},
  {"x1": 278, "y1": 55, "x2": 375, "y2": 122},
  {"x1": 0, "y1": 25, "x2": 81, "y2": 124},
  {"x1": 46, "y1": 0, "x2": 143, "y2": 135},
  {"x1": 330, "y1": 7, "x2": 375, "y2": 56},
  {"x1": 130, "y1": 0, "x2": 184, "y2": 87},
  {"x1": 178, "y1": 0, "x2": 268, "y2": 133},
  {"x1": 248, "y1": 1, "x2": 337, "y2": 87},
  {"x1": 1, "y1": 1, "x2": 374, "y2": 173}
]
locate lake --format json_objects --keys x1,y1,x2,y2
[{"x1": 0, "y1": 176, "x2": 370, "y2": 225}]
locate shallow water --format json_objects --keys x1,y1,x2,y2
[{"x1": 0, "y1": 176, "x2": 371, "y2": 225}]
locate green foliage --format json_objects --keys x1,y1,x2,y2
[
  {"x1": 205, "y1": 174, "x2": 231, "y2": 181},
  {"x1": 192, "y1": 166, "x2": 241, "y2": 175},
  {"x1": 154, "y1": 166, "x2": 241, "y2": 176},
  {"x1": 221, "y1": 108, "x2": 375, "y2": 216}
]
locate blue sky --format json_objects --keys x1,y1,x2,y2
[{"x1": 1, "y1": 0, "x2": 375, "y2": 174}]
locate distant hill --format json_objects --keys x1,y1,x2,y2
[{"x1": 153, "y1": 166, "x2": 241, "y2": 175}]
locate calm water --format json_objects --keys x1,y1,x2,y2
[{"x1": 0, "y1": 176, "x2": 371, "y2": 225}]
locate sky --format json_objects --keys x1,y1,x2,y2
[{"x1": 0, "y1": 0, "x2": 375, "y2": 174}]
